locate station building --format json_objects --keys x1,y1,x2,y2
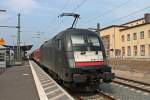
[{"x1": 100, "y1": 13, "x2": 150, "y2": 59}]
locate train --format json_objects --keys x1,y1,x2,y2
[{"x1": 30, "y1": 28, "x2": 114, "y2": 91}]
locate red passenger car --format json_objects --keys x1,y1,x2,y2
[{"x1": 33, "y1": 49, "x2": 40, "y2": 62}]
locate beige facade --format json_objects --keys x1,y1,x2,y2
[
  {"x1": 100, "y1": 13, "x2": 150, "y2": 59},
  {"x1": 121, "y1": 23, "x2": 150, "y2": 58},
  {"x1": 100, "y1": 26, "x2": 125, "y2": 58}
]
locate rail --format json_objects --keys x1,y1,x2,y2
[{"x1": 114, "y1": 76, "x2": 150, "y2": 93}]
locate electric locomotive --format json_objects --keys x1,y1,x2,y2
[
  {"x1": 35, "y1": 13, "x2": 114, "y2": 91},
  {"x1": 39, "y1": 28, "x2": 114, "y2": 91}
]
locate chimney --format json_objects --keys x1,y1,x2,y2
[{"x1": 144, "y1": 13, "x2": 150, "y2": 23}]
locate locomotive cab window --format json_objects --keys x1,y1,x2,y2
[
  {"x1": 71, "y1": 34, "x2": 101, "y2": 51},
  {"x1": 87, "y1": 35, "x2": 101, "y2": 51},
  {"x1": 71, "y1": 35, "x2": 87, "y2": 51}
]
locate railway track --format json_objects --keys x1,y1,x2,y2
[
  {"x1": 40, "y1": 63, "x2": 116, "y2": 100},
  {"x1": 113, "y1": 76, "x2": 150, "y2": 93},
  {"x1": 76, "y1": 76, "x2": 150, "y2": 100},
  {"x1": 62, "y1": 84, "x2": 116, "y2": 100},
  {"x1": 74, "y1": 90, "x2": 116, "y2": 100},
  {"x1": 36, "y1": 62, "x2": 150, "y2": 100},
  {"x1": 75, "y1": 76, "x2": 150, "y2": 100}
]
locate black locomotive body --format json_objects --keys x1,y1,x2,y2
[{"x1": 39, "y1": 28, "x2": 114, "y2": 91}]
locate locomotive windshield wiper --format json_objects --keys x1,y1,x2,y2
[
  {"x1": 80, "y1": 51, "x2": 86, "y2": 55},
  {"x1": 58, "y1": 13, "x2": 80, "y2": 28}
]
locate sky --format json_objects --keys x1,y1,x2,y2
[{"x1": 0, "y1": 0, "x2": 150, "y2": 50}]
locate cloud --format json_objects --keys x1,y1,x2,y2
[
  {"x1": 0, "y1": 14, "x2": 10, "y2": 23},
  {"x1": 2, "y1": 0, "x2": 39, "y2": 14}
]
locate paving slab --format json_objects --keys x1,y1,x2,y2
[{"x1": 0, "y1": 62, "x2": 39, "y2": 100}]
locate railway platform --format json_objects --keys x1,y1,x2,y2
[
  {"x1": 0, "y1": 61, "x2": 39, "y2": 100},
  {"x1": 0, "y1": 61, "x2": 74, "y2": 100}
]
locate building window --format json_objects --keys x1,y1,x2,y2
[
  {"x1": 142, "y1": 21, "x2": 145, "y2": 24},
  {"x1": 127, "y1": 34, "x2": 130, "y2": 41},
  {"x1": 148, "y1": 30, "x2": 150, "y2": 38},
  {"x1": 122, "y1": 47, "x2": 125, "y2": 56},
  {"x1": 133, "y1": 45, "x2": 137, "y2": 56},
  {"x1": 122, "y1": 35, "x2": 124, "y2": 42},
  {"x1": 140, "y1": 31, "x2": 144, "y2": 39},
  {"x1": 127, "y1": 46, "x2": 131, "y2": 56},
  {"x1": 140, "y1": 45, "x2": 145, "y2": 56},
  {"x1": 133, "y1": 33, "x2": 137, "y2": 40}
]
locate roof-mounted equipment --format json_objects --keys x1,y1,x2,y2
[{"x1": 58, "y1": 13, "x2": 80, "y2": 28}]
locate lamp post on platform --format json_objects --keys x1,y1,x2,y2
[
  {"x1": 16, "y1": 13, "x2": 21, "y2": 64},
  {"x1": 0, "y1": 12, "x2": 22, "y2": 64},
  {"x1": 0, "y1": 10, "x2": 7, "y2": 45}
]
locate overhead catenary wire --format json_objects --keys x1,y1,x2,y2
[
  {"x1": 81, "y1": 0, "x2": 130, "y2": 25},
  {"x1": 106, "y1": 5, "x2": 150, "y2": 25},
  {"x1": 51, "y1": 0, "x2": 88, "y2": 33},
  {"x1": 60, "y1": 0, "x2": 71, "y2": 12},
  {"x1": 45, "y1": 0, "x2": 72, "y2": 35},
  {"x1": 15, "y1": 2, "x2": 70, "y2": 43},
  {"x1": 72, "y1": 0, "x2": 88, "y2": 12},
  {"x1": 48, "y1": 0, "x2": 71, "y2": 25}
]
